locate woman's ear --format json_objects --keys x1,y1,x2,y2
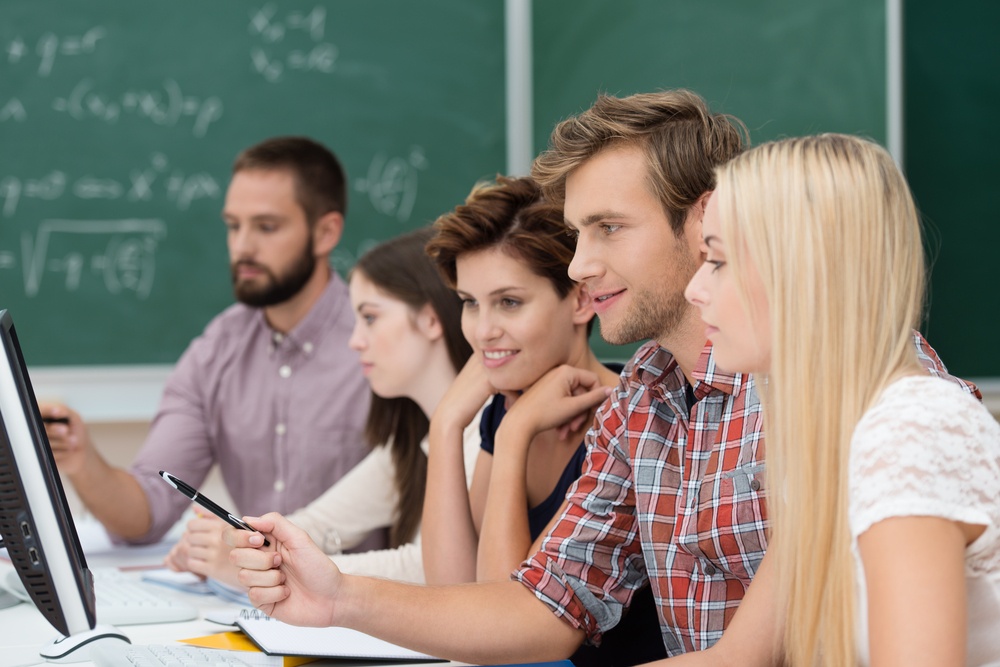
[
  {"x1": 571, "y1": 283, "x2": 596, "y2": 326},
  {"x1": 414, "y1": 303, "x2": 444, "y2": 342},
  {"x1": 312, "y1": 211, "x2": 345, "y2": 257}
]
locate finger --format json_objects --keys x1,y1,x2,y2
[
  {"x1": 238, "y1": 565, "x2": 285, "y2": 589},
  {"x1": 241, "y1": 514, "x2": 277, "y2": 535},
  {"x1": 163, "y1": 554, "x2": 182, "y2": 572},
  {"x1": 223, "y1": 526, "x2": 261, "y2": 548},
  {"x1": 247, "y1": 512, "x2": 304, "y2": 546},
  {"x1": 247, "y1": 585, "x2": 289, "y2": 608},
  {"x1": 229, "y1": 546, "x2": 278, "y2": 570},
  {"x1": 567, "y1": 386, "x2": 612, "y2": 411}
]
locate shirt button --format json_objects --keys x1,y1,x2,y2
[
  {"x1": 275, "y1": 423, "x2": 286, "y2": 436},
  {"x1": 750, "y1": 478, "x2": 761, "y2": 492},
  {"x1": 279, "y1": 365, "x2": 292, "y2": 378},
  {"x1": 274, "y1": 480, "x2": 285, "y2": 492},
  {"x1": 705, "y1": 563, "x2": 717, "y2": 577},
  {"x1": 302, "y1": 342, "x2": 313, "y2": 354},
  {"x1": 273, "y1": 332, "x2": 284, "y2": 343}
]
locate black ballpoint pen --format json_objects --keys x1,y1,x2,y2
[{"x1": 159, "y1": 470, "x2": 270, "y2": 546}]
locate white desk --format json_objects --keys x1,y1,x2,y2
[
  {"x1": 1, "y1": 593, "x2": 233, "y2": 667},
  {"x1": 1, "y1": 519, "x2": 462, "y2": 667}
]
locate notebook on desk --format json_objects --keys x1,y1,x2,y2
[{"x1": 236, "y1": 609, "x2": 443, "y2": 662}]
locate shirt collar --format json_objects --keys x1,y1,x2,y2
[
  {"x1": 635, "y1": 340, "x2": 747, "y2": 399},
  {"x1": 258, "y1": 273, "x2": 350, "y2": 356}
]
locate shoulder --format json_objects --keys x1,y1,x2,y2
[
  {"x1": 857, "y1": 375, "x2": 996, "y2": 443},
  {"x1": 171, "y1": 301, "x2": 261, "y2": 374},
  {"x1": 192, "y1": 301, "x2": 259, "y2": 350},
  {"x1": 850, "y1": 375, "x2": 1000, "y2": 539}
]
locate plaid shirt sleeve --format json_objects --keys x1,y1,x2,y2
[
  {"x1": 513, "y1": 361, "x2": 648, "y2": 645},
  {"x1": 913, "y1": 331, "x2": 981, "y2": 398}
]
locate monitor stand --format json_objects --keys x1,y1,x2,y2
[{"x1": 39, "y1": 625, "x2": 130, "y2": 664}]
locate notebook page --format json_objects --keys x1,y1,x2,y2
[{"x1": 237, "y1": 611, "x2": 441, "y2": 661}]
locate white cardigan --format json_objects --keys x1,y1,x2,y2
[{"x1": 287, "y1": 410, "x2": 482, "y2": 583}]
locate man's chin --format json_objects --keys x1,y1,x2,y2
[{"x1": 234, "y1": 287, "x2": 276, "y2": 308}]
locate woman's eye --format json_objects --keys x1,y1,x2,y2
[
  {"x1": 708, "y1": 260, "x2": 726, "y2": 273},
  {"x1": 500, "y1": 298, "x2": 520, "y2": 308},
  {"x1": 461, "y1": 298, "x2": 478, "y2": 309}
]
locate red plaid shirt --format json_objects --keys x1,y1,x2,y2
[{"x1": 515, "y1": 334, "x2": 978, "y2": 656}]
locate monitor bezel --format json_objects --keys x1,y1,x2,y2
[{"x1": 0, "y1": 309, "x2": 96, "y2": 637}]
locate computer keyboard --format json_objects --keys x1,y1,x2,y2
[
  {"x1": 3, "y1": 567, "x2": 199, "y2": 625},
  {"x1": 90, "y1": 643, "x2": 279, "y2": 666}
]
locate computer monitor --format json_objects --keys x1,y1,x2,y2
[{"x1": 0, "y1": 309, "x2": 125, "y2": 661}]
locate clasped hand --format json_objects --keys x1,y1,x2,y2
[
  {"x1": 223, "y1": 512, "x2": 342, "y2": 628},
  {"x1": 500, "y1": 364, "x2": 613, "y2": 441}
]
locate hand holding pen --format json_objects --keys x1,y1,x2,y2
[
  {"x1": 38, "y1": 401, "x2": 91, "y2": 476},
  {"x1": 159, "y1": 471, "x2": 270, "y2": 546}
]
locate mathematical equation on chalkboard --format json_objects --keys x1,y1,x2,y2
[
  {"x1": 0, "y1": 219, "x2": 165, "y2": 299},
  {"x1": 0, "y1": 4, "x2": 435, "y2": 302},
  {"x1": 0, "y1": 5, "x2": 345, "y2": 135}
]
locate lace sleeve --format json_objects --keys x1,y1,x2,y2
[{"x1": 849, "y1": 377, "x2": 1000, "y2": 563}]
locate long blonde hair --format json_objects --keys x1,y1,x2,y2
[{"x1": 715, "y1": 134, "x2": 925, "y2": 666}]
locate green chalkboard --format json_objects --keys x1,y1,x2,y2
[
  {"x1": 533, "y1": 0, "x2": 887, "y2": 362},
  {"x1": 906, "y1": 1, "x2": 1000, "y2": 379},
  {"x1": 0, "y1": 0, "x2": 506, "y2": 366}
]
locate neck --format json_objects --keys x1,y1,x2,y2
[
  {"x1": 411, "y1": 344, "x2": 459, "y2": 418},
  {"x1": 263, "y1": 263, "x2": 331, "y2": 333},
  {"x1": 656, "y1": 305, "x2": 709, "y2": 386}
]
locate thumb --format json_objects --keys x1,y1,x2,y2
[{"x1": 245, "y1": 512, "x2": 308, "y2": 547}]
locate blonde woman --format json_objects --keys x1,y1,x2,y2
[{"x1": 681, "y1": 134, "x2": 1000, "y2": 665}]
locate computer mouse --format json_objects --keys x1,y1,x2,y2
[{"x1": 39, "y1": 624, "x2": 131, "y2": 664}]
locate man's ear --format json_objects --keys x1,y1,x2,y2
[
  {"x1": 686, "y1": 190, "x2": 713, "y2": 256},
  {"x1": 313, "y1": 211, "x2": 344, "y2": 257},
  {"x1": 571, "y1": 283, "x2": 596, "y2": 326},
  {"x1": 415, "y1": 303, "x2": 444, "y2": 342}
]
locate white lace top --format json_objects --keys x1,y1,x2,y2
[{"x1": 850, "y1": 375, "x2": 1000, "y2": 666}]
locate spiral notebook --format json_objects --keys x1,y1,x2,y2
[{"x1": 236, "y1": 609, "x2": 443, "y2": 662}]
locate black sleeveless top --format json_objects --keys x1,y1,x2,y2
[{"x1": 477, "y1": 364, "x2": 666, "y2": 667}]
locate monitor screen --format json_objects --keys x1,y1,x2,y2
[{"x1": 0, "y1": 309, "x2": 97, "y2": 638}]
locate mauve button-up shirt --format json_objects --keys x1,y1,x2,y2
[{"x1": 125, "y1": 273, "x2": 370, "y2": 544}]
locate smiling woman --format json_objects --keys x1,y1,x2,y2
[{"x1": 422, "y1": 175, "x2": 666, "y2": 667}]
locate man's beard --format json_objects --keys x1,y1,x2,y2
[
  {"x1": 598, "y1": 242, "x2": 698, "y2": 346},
  {"x1": 231, "y1": 241, "x2": 316, "y2": 308},
  {"x1": 599, "y1": 286, "x2": 690, "y2": 346}
]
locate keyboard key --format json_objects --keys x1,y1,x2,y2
[{"x1": 91, "y1": 643, "x2": 286, "y2": 666}]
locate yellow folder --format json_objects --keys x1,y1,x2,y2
[{"x1": 179, "y1": 631, "x2": 317, "y2": 666}]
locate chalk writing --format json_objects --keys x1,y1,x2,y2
[
  {"x1": 52, "y1": 79, "x2": 223, "y2": 137},
  {"x1": 354, "y1": 147, "x2": 428, "y2": 223},
  {"x1": 249, "y1": 5, "x2": 326, "y2": 42},
  {"x1": 11, "y1": 219, "x2": 166, "y2": 298},
  {"x1": 250, "y1": 44, "x2": 338, "y2": 82},
  {"x1": 3, "y1": 27, "x2": 106, "y2": 76},
  {"x1": 248, "y1": 5, "x2": 336, "y2": 82},
  {"x1": 0, "y1": 155, "x2": 221, "y2": 218},
  {"x1": 0, "y1": 98, "x2": 26, "y2": 122}
]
